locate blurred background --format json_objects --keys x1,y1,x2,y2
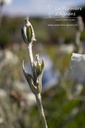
[{"x1": 0, "y1": 0, "x2": 85, "y2": 128}]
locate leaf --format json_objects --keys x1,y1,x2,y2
[
  {"x1": 41, "y1": 59, "x2": 44, "y2": 71},
  {"x1": 21, "y1": 26, "x2": 27, "y2": 43},
  {"x1": 22, "y1": 60, "x2": 40, "y2": 94},
  {"x1": 26, "y1": 26, "x2": 32, "y2": 43}
]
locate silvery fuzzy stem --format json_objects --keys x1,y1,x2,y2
[
  {"x1": 0, "y1": 4, "x2": 3, "y2": 27},
  {"x1": 75, "y1": 31, "x2": 80, "y2": 47},
  {"x1": 22, "y1": 17, "x2": 47, "y2": 128},
  {"x1": 28, "y1": 43, "x2": 48, "y2": 128},
  {"x1": 74, "y1": 16, "x2": 84, "y2": 54},
  {"x1": 75, "y1": 30, "x2": 83, "y2": 54},
  {"x1": 35, "y1": 94, "x2": 48, "y2": 128},
  {"x1": 28, "y1": 43, "x2": 34, "y2": 65}
]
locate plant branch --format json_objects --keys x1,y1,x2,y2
[
  {"x1": 35, "y1": 94, "x2": 48, "y2": 128},
  {"x1": 28, "y1": 43, "x2": 33, "y2": 65}
]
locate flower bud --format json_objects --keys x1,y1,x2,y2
[
  {"x1": 21, "y1": 17, "x2": 36, "y2": 44},
  {"x1": 22, "y1": 59, "x2": 44, "y2": 94}
]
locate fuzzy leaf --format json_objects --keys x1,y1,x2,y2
[
  {"x1": 41, "y1": 59, "x2": 44, "y2": 71},
  {"x1": 26, "y1": 26, "x2": 32, "y2": 43},
  {"x1": 21, "y1": 27, "x2": 27, "y2": 43},
  {"x1": 22, "y1": 60, "x2": 40, "y2": 94}
]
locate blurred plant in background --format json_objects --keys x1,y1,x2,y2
[
  {"x1": 0, "y1": 11, "x2": 85, "y2": 128},
  {"x1": 0, "y1": 0, "x2": 12, "y2": 26}
]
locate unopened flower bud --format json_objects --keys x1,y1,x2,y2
[{"x1": 21, "y1": 17, "x2": 36, "y2": 44}]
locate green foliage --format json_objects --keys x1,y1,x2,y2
[
  {"x1": 0, "y1": 16, "x2": 23, "y2": 48},
  {"x1": 0, "y1": 16, "x2": 80, "y2": 48},
  {"x1": 0, "y1": 30, "x2": 10, "y2": 47}
]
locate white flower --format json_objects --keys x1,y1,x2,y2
[{"x1": 70, "y1": 53, "x2": 85, "y2": 80}]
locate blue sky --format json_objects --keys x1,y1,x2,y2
[{"x1": 3, "y1": 0, "x2": 85, "y2": 16}]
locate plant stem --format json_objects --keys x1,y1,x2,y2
[
  {"x1": 28, "y1": 43, "x2": 33, "y2": 64},
  {"x1": 28, "y1": 42, "x2": 48, "y2": 128},
  {"x1": 35, "y1": 93, "x2": 48, "y2": 128}
]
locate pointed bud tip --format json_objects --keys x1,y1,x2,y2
[{"x1": 24, "y1": 17, "x2": 29, "y2": 24}]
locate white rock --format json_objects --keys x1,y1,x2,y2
[
  {"x1": 0, "y1": 89, "x2": 7, "y2": 97},
  {"x1": 4, "y1": 50, "x2": 18, "y2": 65}
]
